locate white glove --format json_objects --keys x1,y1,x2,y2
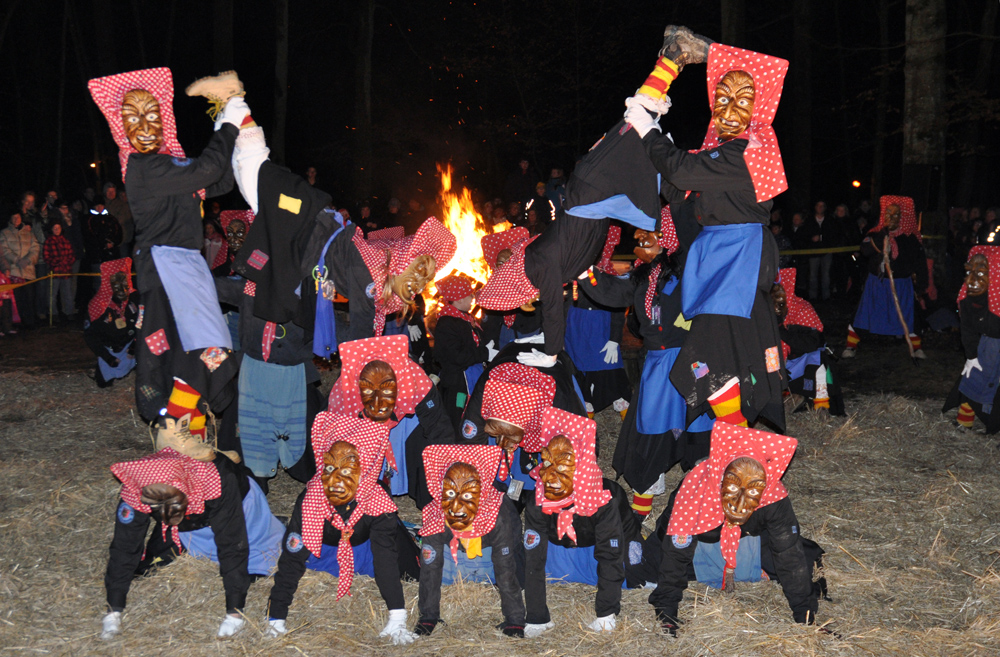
[
  {"x1": 587, "y1": 614, "x2": 617, "y2": 632},
  {"x1": 486, "y1": 340, "x2": 499, "y2": 362},
  {"x1": 407, "y1": 324, "x2": 422, "y2": 341},
  {"x1": 217, "y1": 614, "x2": 245, "y2": 638},
  {"x1": 517, "y1": 348, "x2": 558, "y2": 368},
  {"x1": 624, "y1": 97, "x2": 661, "y2": 138},
  {"x1": 265, "y1": 619, "x2": 287, "y2": 638},
  {"x1": 963, "y1": 358, "x2": 982, "y2": 378},
  {"x1": 601, "y1": 340, "x2": 620, "y2": 364},
  {"x1": 379, "y1": 609, "x2": 417, "y2": 645},
  {"x1": 216, "y1": 96, "x2": 250, "y2": 131},
  {"x1": 100, "y1": 611, "x2": 121, "y2": 640},
  {"x1": 524, "y1": 621, "x2": 555, "y2": 638}
]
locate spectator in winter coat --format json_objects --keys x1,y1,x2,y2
[
  {"x1": 0, "y1": 213, "x2": 40, "y2": 327},
  {"x1": 43, "y1": 222, "x2": 77, "y2": 319}
]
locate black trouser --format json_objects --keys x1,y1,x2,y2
[{"x1": 418, "y1": 500, "x2": 525, "y2": 627}]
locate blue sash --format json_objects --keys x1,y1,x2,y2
[
  {"x1": 179, "y1": 479, "x2": 284, "y2": 575},
  {"x1": 682, "y1": 224, "x2": 763, "y2": 319}
]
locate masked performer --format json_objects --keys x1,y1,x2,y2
[
  {"x1": 213, "y1": 209, "x2": 323, "y2": 486},
  {"x1": 624, "y1": 43, "x2": 790, "y2": 435},
  {"x1": 773, "y1": 268, "x2": 844, "y2": 415},
  {"x1": 432, "y1": 273, "x2": 488, "y2": 433},
  {"x1": 581, "y1": 208, "x2": 712, "y2": 516},
  {"x1": 943, "y1": 247, "x2": 1000, "y2": 432},
  {"x1": 328, "y1": 335, "x2": 455, "y2": 507},
  {"x1": 88, "y1": 68, "x2": 245, "y2": 441},
  {"x1": 265, "y1": 412, "x2": 416, "y2": 644},
  {"x1": 479, "y1": 227, "x2": 540, "y2": 349},
  {"x1": 101, "y1": 447, "x2": 284, "y2": 639},
  {"x1": 523, "y1": 408, "x2": 640, "y2": 636},
  {"x1": 188, "y1": 75, "x2": 457, "y2": 346},
  {"x1": 648, "y1": 423, "x2": 817, "y2": 635},
  {"x1": 84, "y1": 258, "x2": 140, "y2": 388},
  {"x1": 416, "y1": 444, "x2": 526, "y2": 637},
  {"x1": 564, "y1": 225, "x2": 632, "y2": 416},
  {"x1": 842, "y1": 195, "x2": 927, "y2": 359},
  {"x1": 475, "y1": 27, "x2": 712, "y2": 369}
]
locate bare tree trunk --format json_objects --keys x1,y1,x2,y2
[
  {"x1": 786, "y1": 0, "x2": 811, "y2": 211},
  {"x1": 272, "y1": 0, "x2": 289, "y2": 164},
  {"x1": 901, "y1": 0, "x2": 946, "y2": 211},
  {"x1": 871, "y1": 0, "x2": 890, "y2": 200},
  {"x1": 954, "y1": 0, "x2": 998, "y2": 207},
  {"x1": 354, "y1": 0, "x2": 375, "y2": 200},
  {"x1": 213, "y1": 0, "x2": 234, "y2": 72},
  {"x1": 53, "y1": 0, "x2": 69, "y2": 189},
  {"x1": 720, "y1": 0, "x2": 745, "y2": 47}
]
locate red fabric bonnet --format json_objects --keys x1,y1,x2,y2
[
  {"x1": 667, "y1": 423, "x2": 797, "y2": 572},
  {"x1": 476, "y1": 235, "x2": 541, "y2": 312},
  {"x1": 327, "y1": 335, "x2": 432, "y2": 421},
  {"x1": 696, "y1": 45, "x2": 789, "y2": 203},
  {"x1": 534, "y1": 407, "x2": 611, "y2": 521},
  {"x1": 957, "y1": 246, "x2": 1000, "y2": 316},
  {"x1": 481, "y1": 227, "x2": 530, "y2": 271},
  {"x1": 481, "y1": 362, "x2": 556, "y2": 453},
  {"x1": 778, "y1": 267, "x2": 823, "y2": 332},
  {"x1": 420, "y1": 444, "x2": 505, "y2": 540},
  {"x1": 88, "y1": 257, "x2": 133, "y2": 322}
]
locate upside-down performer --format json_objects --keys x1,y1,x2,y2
[
  {"x1": 327, "y1": 335, "x2": 455, "y2": 508},
  {"x1": 841, "y1": 195, "x2": 927, "y2": 360},
  {"x1": 101, "y1": 448, "x2": 284, "y2": 639},
  {"x1": 582, "y1": 207, "x2": 713, "y2": 517},
  {"x1": 773, "y1": 268, "x2": 844, "y2": 415},
  {"x1": 648, "y1": 423, "x2": 820, "y2": 635},
  {"x1": 265, "y1": 412, "x2": 417, "y2": 644},
  {"x1": 475, "y1": 27, "x2": 712, "y2": 370},
  {"x1": 416, "y1": 444, "x2": 526, "y2": 637},
  {"x1": 88, "y1": 68, "x2": 243, "y2": 445},
  {"x1": 625, "y1": 41, "x2": 790, "y2": 433},
  {"x1": 84, "y1": 258, "x2": 140, "y2": 388},
  {"x1": 943, "y1": 247, "x2": 1000, "y2": 433}
]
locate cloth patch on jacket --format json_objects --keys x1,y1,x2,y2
[
  {"x1": 765, "y1": 346, "x2": 780, "y2": 373},
  {"x1": 200, "y1": 346, "x2": 228, "y2": 372},
  {"x1": 461, "y1": 419, "x2": 477, "y2": 439},
  {"x1": 286, "y1": 532, "x2": 304, "y2": 553},
  {"x1": 247, "y1": 249, "x2": 269, "y2": 270},
  {"x1": 145, "y1": 329, "x2": 169, "y2": 355},
  {"x1": 691, "y1": 361, "x2": 708, "y2": 379},
  {"x1": 278, "y1": 194, "x2": 302, "y2": 214},
  {"x1": 171, "y1": 156, "x2": 191, "y2": 167},
  {"x1": 422, "y1": 544, "x2": 437, "y2": 564},
  {"x1": 671, "y1": 534, "x2": 692, "y2": 549},
  {"x1": 117, "y1": 502, "x2": 135, "y2": 524},
  {"x1": 135, "y1": 305, "x2": 144, "y2": 330},
  {"x1": 524, "y1": 529, "x2": 541, "y2": 550},
  {"x1": 628, "y1": 540, "x2": 643, "y2": 565},
  {"x1": 673, "y1": 313, "x2": 692, "y2": 331}
]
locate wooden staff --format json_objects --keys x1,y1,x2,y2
[{"x1": 883, "y1": 235, "x2": 915, "y2": 359}]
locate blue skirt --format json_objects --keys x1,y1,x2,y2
[
  {"x1": 682, "y1": 224, "x2": 763, "y2": 319},
  {"x1": 238, "y1": 357, "x2": 307, "y2": 478},
  {"x1": 564, "y1": 305, "x2": 620, "y2": 372},
  {"x1": 853, "y1": 274, "x2": 914, "y2": 336},
  {"x1": 180, "y1": 479, "x2": 284, "y2": 575}
]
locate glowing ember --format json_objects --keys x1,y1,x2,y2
[{"x1": 424, "y1": 164, "x2": 497, "y2": 315}]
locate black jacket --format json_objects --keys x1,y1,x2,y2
[
  {"x1": 84, "y1": 291, "x2": 141, "y2": 359},
  {"x1": 104, "y1": 455, "x2": 251, "y2": 614},
  {"x1": 267, "y1": 488, "x2": 405, "y2": 619}
]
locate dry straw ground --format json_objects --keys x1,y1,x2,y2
[{"x1": 2, "y1": 367, "x2": 999, "y2": 656}]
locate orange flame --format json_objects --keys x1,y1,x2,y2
[{"x1": 424, "y1": 164, "x2": 496, "y2": 316}]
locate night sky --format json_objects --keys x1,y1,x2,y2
[{"x1": 0, "y1": 0, "x2": 997, "y2": 218}]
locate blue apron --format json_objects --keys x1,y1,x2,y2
[
  {"x1": 682, "y1": 224, "x2": 763, "y2": 319},
  {"x1": 785, "y1": 348, "x2": 822, "y2": 382},
  {"x1": 179, "y1": 479, "x2": 284, "y2": 576},
  {"x1": 305, "y1": 540, "x2": 377, "y2": 578},
  {"x1": 150, "y1": 245, "x2": 232, "y2": 351},
  {"x1": 441, "y1": 545, "x2": 496, "y2": 584},
  {"x1": 382, "y1": 414, "x2": 421, "y2": 496},
  {"x1": 98, "y1": 343, "x2": 136, "y2": 381},
  {"x1": 692, "y1": 535, "x2": 762, "y2": 589},
  {"x1": 959, "y1": 335, "x2": 1000, "y2": 413},
  {"x1": 464, "y1": 362, "x2": 485, "y2": 395},
  {"x1": 564, "y1": 305, "x2": 620, "y2": 372},
  {"x1": 488, "y1": 437, "x2": 536, "y2": 491},
  {"x1": 853, "y1": 273, "x2": 914, "y2": 336},
  {"x1": 636, "y1": 348, "x2": 712, "y2": 434}
]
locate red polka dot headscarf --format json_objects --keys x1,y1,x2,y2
[
  {"x1": 327, "y1": 335, "x2": 432, "y2": 421},
  {"x1": 219, "y1": 210, "x2": 254, "y2": 232},
  {"x1": 87, "y1": 68, "x2": 187, "y2": 186},
  {"x1": 777, "y1": 268, "x2": 823, "y2": 332},
  {"x1": 957, "y1": 246, "x2": 1000, "y2": 316},
  {"x1": 695, "y1": 45, "x2": 789, "y2": 203},
  {"x1": 436, "y1": 273, "x2": 477, "y2": 303},
  {"x1": 420, "y1": 444, "x2": 505, "y2": 542},
  {"x1": 667, "y1": 423, "x2": 797, "y2": 573},
  {"x1": 88, "y1": 257, "x2": 133, "y2": 322},
  {"x1": 639, "y1": 206, "x2": 681, "y2": 319},
  {"x1": 869, "y1": 195, "x2": 920, "y2": 261},
  {"x1": 302, "y1": 412, "x2": 395, "y2": 599},
  {"x1": 476, "y1": 235, "x2": 541, "y2": 312},
  {"x1": 352, "y1": 217, "x2": 457, "y2": 335},
  {"x1": 111, "y1": 447, "x2": 222, "y2": 549},
  {"x1": 481, "y1": 227, "x2": 530, "y2": 271},
  {"x1": 594, "y1": 225, "x2": 622, "y2": 275},
  {"x1": 534, "y1": 407, "x2": 611, "y2": 542},
  {"x1": 481, "y1": 362, "x2": 557, "y2": 453}
]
